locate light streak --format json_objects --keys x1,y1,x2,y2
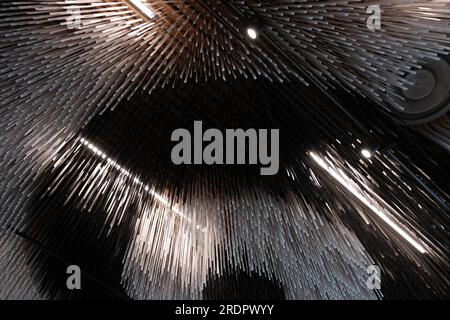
[
  {"x1": 310, "y1": 152, "x2": 427, "y2": 254},
  {"x1": 79, "y1": 137, "x2": 205, "y2": 231},
  {"x1": 126, "y1": 0, "x2": 155, "y2": 20}
]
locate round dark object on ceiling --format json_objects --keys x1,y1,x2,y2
[{"x1": 393, "y1": 56, "x2": 450, "y2": 125}]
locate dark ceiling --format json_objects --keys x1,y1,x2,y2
[{"x1": 0, "y1": 0, "x2": 449, "y2": 300}]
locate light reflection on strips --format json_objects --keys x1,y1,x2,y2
[
  {"x1": 79, "y1": 137, "x2": 206, "y2": 232},
  {"x1": 126, "y1": 0, "x2": 156, "y2": 20},
  {"x1": 310, "y1": 152, "x2": 427, "y2": 254}
]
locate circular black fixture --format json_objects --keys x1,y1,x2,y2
[{"x1": 392, "y1": 55, "x2": 450, "y2": 125}]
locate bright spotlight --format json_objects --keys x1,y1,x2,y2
[
  {"x1": 361, "y1": 148, "x2": 373, "y2": 159},
  {"x1": 246, "y1": 28, "x2": 258, "y2": 40}
]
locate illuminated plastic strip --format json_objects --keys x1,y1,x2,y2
[
  {"x1": 127, "y1": 0, "x2": 155, "y2": 19},
  {"x1": 79, "y1": 137, "x2": 206, "y2": 232},
  {"x1": 310, "y1": 152, "x2": 427, "y2": 254}
]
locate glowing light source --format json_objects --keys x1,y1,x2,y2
[
  {"x1": 77, "y1": 137, "x2": 207, "y2": 232},
  {"x1": 361, "y1": 148, "x2": 373, "y2": 159},
  {"x1": 310, "y1": 152, "x2": 427, "y2": 254},
  {"x1": 127, "y1": 0, "x2": 155, "y2": 20},
  {"x1": 246, "y1": 28, "x2": 258, "y2": 40}
]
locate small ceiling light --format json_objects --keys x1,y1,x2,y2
[
  {"x1": 361, "y1": 148, "x2": 373, "y2": 159},
  {"x1": 244, "y1": 18, "x2": 264, "y2": 40},
  {"x1": 127, "y1": 0, "x2": 155, "y2": 20},
  {"x1": 360, "y1": 141, "x2": 382, "y2": 159},
  {"x1": 246, "y1": 27, "x2": 258, "y2": 40}
]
